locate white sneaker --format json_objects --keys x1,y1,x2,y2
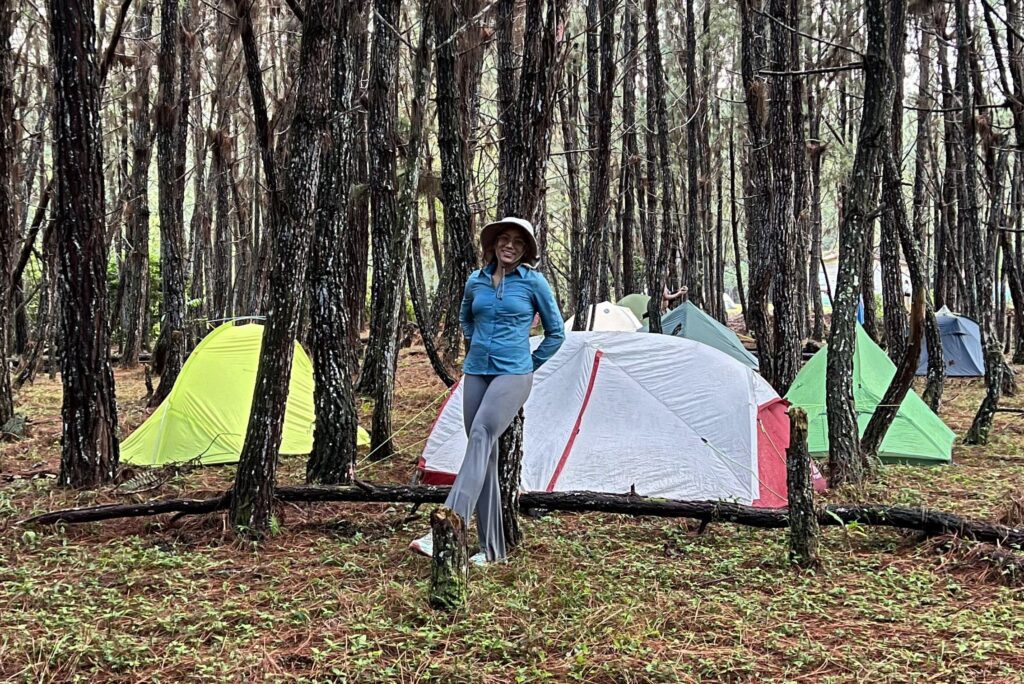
[
  {"x1": 408, "y1": 532, "x2": 433, "y2": 557},
  {"x1": 469, "y1": 551, "x2": 487, "y2": 566}
]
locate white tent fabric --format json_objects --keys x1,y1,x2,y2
[
  {"x1": 420, "y1": 332, "x2": 777, "y2": 504},
  {"x1": 564, "y1": 302, "x2": 642, "y2": 332}
]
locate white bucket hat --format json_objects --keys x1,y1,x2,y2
[{"x1": 480, "y1": 216, "x2": 540, "y2": 267}]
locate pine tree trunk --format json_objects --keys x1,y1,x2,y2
[
  {"x1": 367, "y1": 0, "x2": 434, "y2": 461},
  {"x1": 230, "y1": 0, "x2": 337, "y2": 535},
  {"x1": 767, "y1": 0, "x2": 799, "y2": 394},
  {"x1": 879, "y1": 0, "x2": 909, "y2": 363},
  {"x1": 0, "y1": 1, "x2": 15, "y2": 428},
  {"x1": 358, "y1": 0, "x2": 402, "y2": 401},
  {"x1": 739, "y1": 0, "x2": 774, "y2": 378},
  {"x1": 619, "y1": 0, "x2": 640, "y2": 295},
  {"x1": 120, "y1": 0, "x2": 154, "y2": 369},
  {"x1": 644, "y1": 0, "x2": 677, "y2": 336},
  {"x1": 150, "y1": 0, "x2": 187, "y2": 406},
  {"x1": 433, "y1": 0, "x2": 477, "y2": 369},
  {"x1": 306, "y1": 2, "x2": 362, "y2": 485},
  {"x1": 683, "y1": 0, "x2": 703, "y2": 307},
  {"x1": 789, "y1": 0, "x2": 809, "y2": 338},
  {"x1": 963, "y1": 0, "x2": 1003, "y2": 445},
  {"x1": 574, "y1": 0, "x2": 616, "y2": 327},
  {"x1": 826, "y1": 0, "x2": 894, "y2": 487},
  {"x1": 50, "y1": 0, "x2": 121, "y2": 487},
  {"x1": 559, "y1": 59, "x2": 584, "y2": 297},
  {"x1": 915, "y1": 21, "x2": 945, "y2": 412}
]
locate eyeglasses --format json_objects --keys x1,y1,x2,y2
[{"x1": 496, "y1": 234, "x2": 526, "y2": 249}]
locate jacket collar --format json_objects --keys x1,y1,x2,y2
[{"x1": 481, "y1": 261, "x2": 530, "y2": 279}]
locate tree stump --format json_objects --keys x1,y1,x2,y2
[
  {"x1": 786, "y1": 407, "x2": 820, "y2": 568},
  {"x1": 428, "y1": 506, "x2": 468, "y2": 611}
]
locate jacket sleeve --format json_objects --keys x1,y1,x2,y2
[
  {"x1": 531, "y1": 273, "x2": 565, "y2": 370},
  {"x1": 459, "y1": 276, "x2": 475, "y2": 340}
]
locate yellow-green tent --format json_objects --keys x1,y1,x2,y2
[{"x1": 121, "y1": 322, "x2": 369, "y2": 466}]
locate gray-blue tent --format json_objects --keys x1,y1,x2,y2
[
  {"x1": 916, "y1": 306, "x2": 985, "y2": 376},
  {"x1": 640, "y1": 300, "x2": 759, "y2": 370}
]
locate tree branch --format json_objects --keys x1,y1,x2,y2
[{"x1": 18, "y1": 484, "x2": 1024, "y2": 547}]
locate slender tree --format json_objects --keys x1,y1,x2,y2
[
  {"x1": 365, "y1": 0, "x2": 435, "y2": 460},
  {"x1": 766, "y1": 0, "x2": 801, "y2": 393},
  {"x1": 915, "y1": 15, "x2": 945, "y2": 411},
  {"x1": 879, "y1": 0, "x2": 908, "y2": 362},
  {"x1": 50, "y1": 0, "x2": 120, "y2": 486},
  {"x1": 574, "y1": 0, "x2": 616, "y2": 325},
  {"x1": 120, "y1": 0, "x2": 154, "y2": 368},
  {"x1": 0, "y1": 0, "x2": 15, "y2": 428},
  {"x1": 230, "y1": 0, "x2": 338, "y2": 534},
  {"x1": 358, "y1": 0, "x2": 402, "y2": 400},
  {"x1": 963, "y1": 0, "x2": 1003, "y2": 444},
  {"x1": 643, "y1": 0, "x2": 677, "y2": 335},
  {"x1": 826, "y1": 0, "x2": 894, "y2": 486},
  {"x1": 150, "y1": 0, "x2": 187, "y2": 406},
  {"x1": 432, "y1": 0, "x2": 476, "y2": 367}
]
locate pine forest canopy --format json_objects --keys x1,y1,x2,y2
[{"x1": 0, "y1": 0, "x2": 1021, "y2": 506}]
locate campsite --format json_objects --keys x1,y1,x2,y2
[{"x1": 3, "y1": 0, "x2": 1024, "y2": 681}]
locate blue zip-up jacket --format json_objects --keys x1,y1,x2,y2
[{"x1": 460, "y1": 262, "x2": 565, "y2": 375}]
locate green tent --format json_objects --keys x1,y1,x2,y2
[
  {"x1": 122, "y1": 322, "x2": 369, "y2": 466},
  {"x1": 784, "y1": 325, "x2": 954, "y2": 465},
  {"x1": 638, "y1": 300, "x2": 759, "y2": 370},
  {"x1": 617, "y1": 294, "x2": 651, "y2": 322}
]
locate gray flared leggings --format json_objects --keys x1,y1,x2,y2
[{"x1": 444, "y1": 372, "x2": 533, "y2": 561}]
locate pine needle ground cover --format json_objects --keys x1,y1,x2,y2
[{"x1": 2, "y1": 348, "x2": 1023, "y2": 683}]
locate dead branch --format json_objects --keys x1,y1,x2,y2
[{"x1": 16, "y1": 484, "x2": 1024, "y2": 547}]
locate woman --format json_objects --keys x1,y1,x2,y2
[{"x1": 410, "y1": 216, "x2": 565, "y2": 564}]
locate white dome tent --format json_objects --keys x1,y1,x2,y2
[
  {"x1": 564, "y1": 302, "x2": 642, "y2": 332},
  {"x1": 419, "y1": 332, "x2": 823, "y2": 508}
]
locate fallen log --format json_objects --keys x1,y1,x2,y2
[{"x1": 17, "y1": 484, "x2": 1024, "y2": 547}]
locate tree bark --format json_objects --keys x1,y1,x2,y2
[
  {"x1": 964, "y1": 0, "x2": 1004, "y2": 445},
  {"x1": 786, "y1": 407, "x2": 819, "y2": 568},
  {"x1": 358, "y1": 0, "x2": 402, "y2": 400},
  {"x1": 683, "y1": 0, "x2": 703, "y2": 308},
  {"x1": 826, "y1": 0, "x2": 894, "y2": 486},
  {"x1": 560, "y1": 56, "x2": 584, "y2": 297},
  {"x1": 879, "y1": 0, "x2": 909, "y2": 363},
  {"x1": 916, "y1": 20, "x2": 945, "y2": 412},
  {"x1": 120, "y1": 0, "x2": 154, "y2": 369},
  {"x1": 305, "y1": 2, "x2": 362, "y2": 485},
  {"x1": 428, "y1": 506, "x2": 469, "y2": 611},
  {"x1": 729, "y1": 123, "x2": 747, "y2": 330},
  {"x1": 367, "y1": 0, "x2": 434, "y2": 461},
  {"x1": 574, "y1": 0, "x2": 616, "y2": 326},
  {"x1": 0, "y1": 1, "x2": 15, "y2": 428},
  {"x1": 230, "y1": 0, "x2": 337, "y2": 535},
  {"x1": 150, "y1": 0, "x2": 187, "y2": 406},
  {"x1": 767, "y1": 0, "x2": 800, "y2": 393},
  {"x1": 643, "y1": 0, "x2": 676, "y2": 336},
  {"x1": 432, "y1": 0, "x2": 477, "y2": 368},
  {"x1": 50, "y1": 0, "x2": 121, "y2": 487},
  {"x1": 618, "y1": 0, "x2": 640, "y2": 296},
  {"x1": 739, "y1": 0, "x2": 774, "y2": 375}
]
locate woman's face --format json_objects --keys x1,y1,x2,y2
[{"x1": 495, "y1": 228, "x2": 527, "y2": 267}]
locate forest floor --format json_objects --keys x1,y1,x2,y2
[{"x1": 2, "y1": 347, "x2": 1024, "y2": 683}]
